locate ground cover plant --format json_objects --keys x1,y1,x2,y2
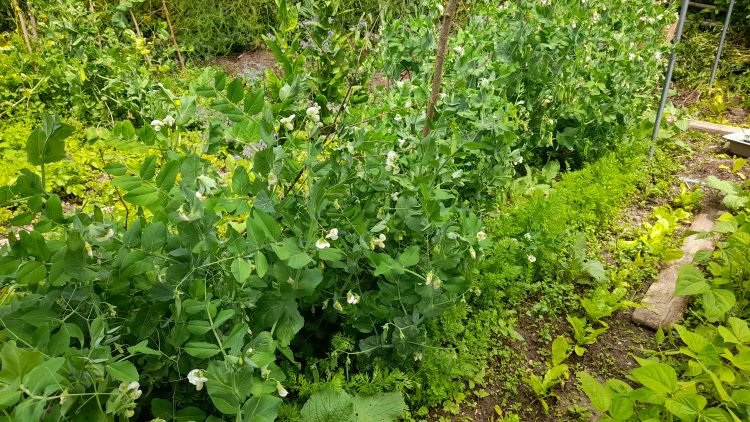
[{"x1": 0, "y1": 0, "x2": 690, "y2": 420}]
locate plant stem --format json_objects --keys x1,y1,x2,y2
[{"x1": 422, "y1": 0, "x2": 459, "y2": 137}]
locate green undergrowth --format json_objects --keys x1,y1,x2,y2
[{"x1": 414, "y1": 137, "x2": 685, "y2": 416}]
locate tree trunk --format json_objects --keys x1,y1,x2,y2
[{"x1": 422, "y1": 0, "x2": 459, "y2": 137}]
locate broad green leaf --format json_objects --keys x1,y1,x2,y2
[
  {"x1": 287, "y1": 252, "x2": 313, "y2": 269},
  {"x1": 398, "y1": 246, "x2": 420, "y2": 268},
  {"x1": 674, "y1": 265, "x2": 710, "y2": 296},
  {"x1": 106, "y1": 360, "x2": 139, "y2": 382},
  {"x1": 140, "y1": 155, "x2": 158, "y2": 180},
  {"x1": 0, "y1": 340, "x2": 44, "y2": 384},
  {"x1": 231, "y1": 258, "x2": 253, "y2": 283},
  {"x1": 352, "y1": 392, "x2": 406, "y2": 422},
  {"x1": 665, "y1": 393, "x2": 706, "y2": 420},
  {"x1": 702, "y1": 407, "x2": 733, "y2": 422},
  {"x1": 156, "y1": 160, "x2": 180, "y2": 191},
  {"x1": 17, "y1": 261, "x2": 46, "y2": 285},
  {"x1": 630, "y1": 363, "x2": 677, "y2": 394},
  {"x1": 729, "y1": 317, "x2": 750, "y2": 343},
  {"x1": 577, "y1": 372, "x2": 611, "y2": 412},
  {"x1": 254, "y1": 293, "x2": 303, "y2": 346},
  {"x1": 702, "y1": 289, "x2": 736, "y2": 321},
  {"x1": 241, "y1": 395, "x2": 281, "y2": 422},
  {"x1": 45, "y1": 194, "x2": 63, "y2": 222},
  {"x1": 26, "y1": 114, "x2": 74, "y2": 165},
  {"x1": 244, "y1": 89, "x2": 265, "y2": 114},
  {"x1": 184, "y1": 342, "x2": 222, "y2": 358},
  {"x1": 300, "y1": 390, "x2": 356, "y2": 422},
  {"x1": 124, "y1": 185, "x2": 161, "y2": 207},
  {"x1": 142, "y1": 222, "x2": 167, "y2": 251},
  {"x1": 674, "y1": 325, "x2": 709, "y2": 353},
  {"x1": 232, "y1": 166, "x2": 251, "y2": 195},
  {"x1": 227, "y1": 78, "x2": 245, "y2": 103},
  {"x1": 22, "y1": 357, "x2": 65, "y2": 395}
]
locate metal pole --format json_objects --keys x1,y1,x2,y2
[
  {"x1": 651, "y1": 0, "x2": 690, "y2": 158},
  {"x1": 709, "y1": 0, "x2": 735, "y2": 87}
]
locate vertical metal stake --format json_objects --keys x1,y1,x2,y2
[
  {"x1": 650, "y1": 0, "x2": 691, "y2": 159},
  {"x1": 709, "y1": 0, "x2": 735, "y2": 88}
]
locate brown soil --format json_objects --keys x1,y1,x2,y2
[
  {"x1": 213, "y1": 50, "x2": 280, "y2": 78},
  {"x1": 427, "y1": 131, "x2": 744, "y2": 421}
]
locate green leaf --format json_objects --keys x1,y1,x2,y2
[
  {"x1": 256, "y1": 251, "x2": 268, "y2": 278},
  {"x1": 22, "y1": 357, "x2": 65, "y2": 395},
  {"x1": 665, "y1": 393, "x2": 707, "y2": 420},
  {"x1": 729, "y1": 317, "x2": 750, "y2": 343},
  {"x1": 127, "y1": 340, "x2": 161, "y2": 356},
  {"x1": 577, "y1": 371, "x2": 611, "y2": 412},
  {"x1": 45, "y1": 194, "x2": 63, "y2": 222},
  {"x1": 231, "y1": 258, "x2": 253, "y2": 284},
  {"x1": 227, "y1": 78, "x2": 245, "y2": 103},
  {"x1": 630, "y1": 363, "x2": 677, "y2": 394},
  {"x1": 17, "y1": 261, "x2": 46, "y2": 285},
  {"x1": 398, "y1": 246, "x2": 420, "y2": 268},
  {"x1": 232, "y1": 166, "x2": 251, "y2": 195},
  {"x1": 184, "y1": 342, "x2": 222, "y2": 358},
  {"x1": 551, "y1": 336, "x2": 571, "y2": 366},
  {"x1": 702, "y1": 407, "x2": 733, "y2": 422},
  {"x1": 244, "y1": 89, "x2": 265, "y2": 115},
  {"x1": 124, "y1": 185, "x2": 161, "y2": 207},
  {"x1": 140, "y1": 155, "x2": 158, "y2": 180},
  {"x1": 352, "y1": 392, "x2": 406, "y2": 422},
  {"x1": 674, "y1": 325, "x2": 709, "y2": 353},
  {"x1": 674, "y1": 265, "x2": 710, "y2": 296},
  {"x1": 0, "y1": 340, "x2": 44, "y2": 384},
  {"x1": 300, "y1": 390, "x2": 356, "y2": 422},
  {"x1": 156, "y1": 160, "x2": 180, "y2": 191},
  {"x1": 702, "y1": 289, "x2": 736, "y2": 321},
  {"x1": 288, "y1": 252, "x2": 313, "y2": 269},
  {"x1": 254, "y1": 293, "x2": 303, "y2": 346},
  {"x1": 106, "y1": 360, "x2": 139, "y2": 382},
  {"x1": 241, "y1": 395, "x2": 282, "y2": 422},
  {"x1": 26, "y1": 114, "x2": 74, "y2": 165},
  {"x1": 142, "y1": 222, "x2": 167, "y2": 251}
]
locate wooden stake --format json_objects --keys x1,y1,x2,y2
[
  {"x1": 27, "y1": 1, "x2": 38, "y2": 38},
  {"x1": 130, "y1": 9, "x2": 153, "y2": 66},
  {"x1": 422, "y1": 0, "x2": 459, "y2": 137},
  {"x1": 11, "y1": 0, "x2": 33, "y2": 53},
  {"x1": 162, "y1": 0, "x2": 185, "y2": 69}
]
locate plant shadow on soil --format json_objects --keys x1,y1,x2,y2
[{"x1": 430, "y1": 132, "x2": 743, "y2": 421}]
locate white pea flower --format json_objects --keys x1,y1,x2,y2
[
  {"x1": 151, "y1": 119, "x2": 164, "y2": 131},
  {"x1": 326, "y1": 228, "x2": 339, "y2": 240},
  {"x1": 524, "y1": 233, "x2": 532, "y2": 241},
  {"x1": 571, "y1": 21, "x2": 577, "y2": 28},
  {"x1": 437, "y1": 4, "x2": 444, "y2": 14},
  {"x1": 187, "y1": 369, "x2": 208, "y2": 391},
  {"x1": 528, "y1": 255, "x2": 537, "y2": 263},
  {"x1": 125, "y1": 381, "x2": 142, "y2": 400},
  {"x1": 346, "y1": 290, "x2": 360, "y2": 305},
  {"x1": 629, "y1": 53, "x2": 636, "y2": 61},
  {"x1": 385, "y1": 151, "x2": 400, "y2": 174},
  {"x1": 268, "y1": 173, "x2": 278, "y2": 187},
  {"x1": 280, "y1": 114, "x2": 296, "y2": 130},
  {"x1": 453, "y1": 45, "x2": 464, "y2": 55},
  {"x1": 276, "y1": 382, "x2": 289, "y2": 398},
  {"x1": 391, "y1": 192, "x2": 400, "y2": 201},
  {"x1": 469, "y1": 246, "x2": 477, "y2": 259},
  {"x1": 370, "y1": 233, "x2": 386, "y2": 250},
  {"x1": 195, "y1": 191, "x2": 204, "y2": 201},
  {"x1": 163, "y1": 115, "x2": 176, "y2": 127},
  {"x1": 306, "y1": 104, "x2": 321, "y2": 123},
  {"x1": 398, "y1": 138, "x2": 406, "y2": 148},
  {"x1": 394, "y1": 114, "x2": 403, "y2": 122},
  {"x1": 425, "y1": 271, "x2": 434, "y2": 286},
  {"x1": 414, "y1": 352, "x2": 423, "y2": 361},
  {"x1": 479, "y1": 78, "x2": 490, "y2": 89},
  {"x1": 95, "y1": 228, "x2": 114, "y2": 243},
  {"x1": 476, "y1": 231, "x2": 487, "y2": 242},
  {"x1": 260, "y1": 366, "x2": 271, "y2": 379},
  {"x1": 316, "y1": 238, "x2": 331, "y2": 249}
]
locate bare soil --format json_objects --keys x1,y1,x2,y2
[{"x1": 213, "y1": 50, "x2": 280, "y2": 78}]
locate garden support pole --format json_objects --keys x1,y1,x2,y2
[
  {"x1": 651, "y1": 0, "x2": 690, "y2": 158},
  {"x1": 423, "y1": 0, "x2": 459, "y2": 137},
  {"x1": 708, "y1": 0, "x2": 735, "y2": 87},
  {"x1": 162, "y1": 0, "x2": 185, "y2": 69},
  {"x1": 11, "y1": 0, "x2": 33, "y2": 54}
]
